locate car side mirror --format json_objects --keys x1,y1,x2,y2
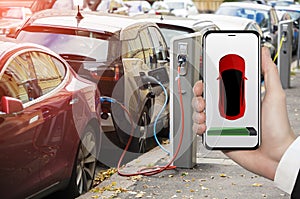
[{"x1": 1, "y1": 96, "x2": 23, "y2": 114}]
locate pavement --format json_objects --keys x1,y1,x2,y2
[{"x1": 78, "y1": 61, "x2": 300, "y2": 199}]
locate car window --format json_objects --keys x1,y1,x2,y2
[
  {"x1": 122, "y1": 34, "x2": 145, "y2": 61},
  {"x1": 148, "y1": 26, "x2": 168, "y2": 63},
  {"x1": 139, "y1": 28, "x2": 154, "y2": 67},
  {"x1": 217, "y1": 7, "x2": 271, "y2": 29},
  {"x1": 17, "y1": 29, "x2": 115, "y2": 63},
  {"x1": 29, "y1": 51, "x2": 66, "y2": 95},
  {"x1": 0, "y1": 53, "x2": 36, "y2": 103},
  {"x1": 158, "y1": 26, "x2": 192, "y2": 47}
]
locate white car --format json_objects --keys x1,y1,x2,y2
[
  {"x1": 164, "y1": 0, "x2": 198, "y2": 17},
  {"x1": 189, "y1": 14, "x2": 275, "y2": 57}
]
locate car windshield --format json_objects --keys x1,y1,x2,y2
[
  {"x1": 165, "y1": 2, "x2": 185, "y2": 9},
  {"x1": 0, "y1": 7, "x2": 23, "y2": 20},
  {"x1": 216, "y1": 7, "x2": 269, "y2": 29},
  {"x1": 284, "y1": 10, "x2": 300, "y2": 21},
  {"x1": 17, "y1": 28, "x2": 121, "y2": 66}
]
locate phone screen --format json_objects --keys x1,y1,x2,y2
[{"x1": 203, "y1": 31, "x2": 261, "y2": 149}]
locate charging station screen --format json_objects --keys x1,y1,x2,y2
[{"x1": 203, "y1": 31, "x2": 260, "y2": 149}]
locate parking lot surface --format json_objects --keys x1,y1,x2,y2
[{"x1": 77, "y1": 61, "x2": 300, "y2": 199}]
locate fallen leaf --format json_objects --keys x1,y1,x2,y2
[
  {"x1": 252, "y1": 183, "x2": 263, "y2": 187},
  {"x1": 176, "y1": 190, "x2": 182, "y2": 193},
  {"x1": 219, "y1": 173, "x2": 227, "y2": 178},
  {"x1": 181, "y1": 172, "x2": 188, "y2": 176},
  {"x1": 135, "y1": 191, "x2": 146, "y2": 198}
]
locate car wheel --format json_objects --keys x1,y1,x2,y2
[
  {"x1": 113, "y1": 103, "x2": 152, "y2": 153},
  {"x1": 138, "y1": 107, "x2": 151, "y2": 153},
  {"x1": 65, "y1": 125, "x2": 98, "y2": 197}
]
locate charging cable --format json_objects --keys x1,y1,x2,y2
[
  {"x1": 273, "y1": 34, "x2": 286, "y2": 62},
  {"x1": 149, "y1": 77, "x2": 170, "y2": 155},
  {"x1": 99, "y1": 66, "x2": 185, "y2": 177}
]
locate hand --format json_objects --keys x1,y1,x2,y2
[{"x1": 192, "y1": 47, "x2": 296, "y2": 180}]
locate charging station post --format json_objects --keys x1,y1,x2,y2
[
  {"x1": 170, "y1": 32, "x2": 203, "y2": 168},
  {"x1": 278, "y1": 20, "x2": 293, "y2": 89}
]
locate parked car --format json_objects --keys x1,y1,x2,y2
[
  {"x1": 150, "y1": 1, "x2": 174, "y2": 16},
  {"x1": 125, "y1": 0, "x2": 152, "y2": 16},
  {"x1": 133, "y1": 14, "x2": 218, "y2": 48},
  {"x1": 163, "y1": 0, "x2": 198, "y2": 17},
  {"x1": 96, "y1": 0, "x2": 129, "y2": 15},
  {"x1": 0, "y1": 38, "x2": 101, "y2": 198},
  {"x1": 15, "y1": 9, "x2": 170, "y2": 153},
  {"x1": 0, "y1": 6, "x2": 32, "y2": 36},
  {"x1": 132, "y1": 14, "x2": 218, "y2": 81},
  {"x1": 188, "y1": 14, "x2": 276, "y2": 56},
  {"x1": 215, "y1": 2, "x2": 279, "y2": 52}
]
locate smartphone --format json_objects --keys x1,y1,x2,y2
[{"x1": 203, "y1": 30, "x2": 261, "y2": 150}]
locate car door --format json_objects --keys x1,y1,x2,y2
[
  {"x1": 0, "y1": 51, "x2": 44, "y2": 198},
  {"x1": 28, "y1": 51, "x2": 76, "y2": 189}
]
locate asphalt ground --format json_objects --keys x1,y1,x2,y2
[{"x1": 77, "y1": 61, "x2": 300, "y2": 199}]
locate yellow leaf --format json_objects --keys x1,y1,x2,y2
[
  {"x1": 219, "y1": 173, "x2": 227, "y2": 177},
  {"x1": 111, "y1": 181, "x2": 117, "y2": 186},
  {"x1": 252, "y1": 183, "x2": 263, "y2": 187}
]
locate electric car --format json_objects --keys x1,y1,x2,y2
[
  {"x1": 218, "y1": 54, "x2": 247, "y2": 120},
  {"x1": 0, "y1": 38, "x2": 101, "y2": 198},
  {"x1": 15, "y1": 9, "x2": 170, "y2": 153},
  {"x1": 215, "y1": 2, "x2": 279, "y2": 53}
]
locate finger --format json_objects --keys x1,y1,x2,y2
[
  {"x1": 192, "y1": 96, "x2": 205, "y2": 112},
  {"x1": 193, "y1": 123, "x2": 206, "y2": 135},
  {"x1": 192, "y1": 111, "x2": 206, "y2": 124},
  {"x1": 261, "y1": 47, "x2": 285, "y2": 99},
  {"x1": 193, "y1": 80, "x2": 203, "y2": 97}
]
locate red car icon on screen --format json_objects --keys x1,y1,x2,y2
[{"x1": 218, "y1": 54, "x2": 247, "y2": 120}]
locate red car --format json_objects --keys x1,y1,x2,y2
[
  {"x1": 0, "y1": 38, "x2": 101, "y2": 198},
  {"x1": 218, "y1": 54, "x2": 247, "y2": 120}
]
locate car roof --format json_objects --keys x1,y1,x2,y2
[
  {"x1": 275, "y1": 5, "x2": 300, "y2": 12},
  {"x1": 0, "y1": 37, "x2": 58, "y2": 66},
  {"x1": 189, "y1": 14, "x2": 254, "y2": 30},
  {"x1": 25, "y1": 9, "x2": 159, "y2": 40},
  {"x1": 219, "y1": 2, "x2": 273, "y2": 11},
  {"x1": 132, "y1": 14, "x2": 216, "y2": 31}
]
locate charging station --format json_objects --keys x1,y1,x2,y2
[
  {"x1": 170, "y1": 32, "x2": 204, "y2": 168},
  {"x1": 278, "y1": 20, "x2": 293, "y2": 89}
]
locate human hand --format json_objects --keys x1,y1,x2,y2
[{"x1": 192, "y1": 47, "x2": 296, "y2": 180}]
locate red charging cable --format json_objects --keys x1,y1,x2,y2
[{"x1": 110, "y1": 66, "x2": 185, "y2": 176}]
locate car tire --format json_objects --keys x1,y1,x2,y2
[
  {"x1": 64, "y1": 125, "x2": 98, "y2": 198},
  {"x1": 113, "y1": 103, "x2": 152, "y2": 153}
]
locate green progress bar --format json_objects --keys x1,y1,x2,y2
[{"x1": 207, "y1": 127, "x2": 257, "y2": 136}]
